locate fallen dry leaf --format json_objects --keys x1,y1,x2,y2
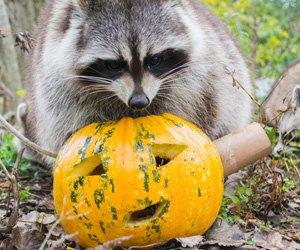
[
  {"x1": 251, "y1": 226, "x2": 300, "y2": 250},
  {"x1": 22, "y1": 210, "x2": 56, "y2": 225}
]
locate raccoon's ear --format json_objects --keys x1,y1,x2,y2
[
  {"x1": 160, "y1": 0, "x2": 180, "y2": 7},
  {"x1": 77, "y1": 0, "x2": 90, "y2": 8},
  {"x1": 76, "y1": 0, "x2": 95, "y2": 12},
  {"x1": 292, "y1": 85, "x2": 300, "y2": 110}
]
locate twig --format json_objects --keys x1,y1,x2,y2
[
  {"x1": 0, "y1": 29, "x2": 34, "y2": 53},
  {"x1": 49, "y1": 232, "x2": 79, "y2": 250},
  {"x1": 86, "y1": 236, "x2": 134, "y2": 250},
  {"x1": 289, "y1": 157, "x2": 300, "y2": 178},
  {"x1": 226, "y1": 69, "x2": 259, "y2": 105},
  {"x1": 6, "y1": 183, "x2": 12, "y2": 218},
  {"x1": 23, "y1": 190, "x2": 43, "y2": 199},
  {"x1": 283, "y1": 157, "x2": 290, "y2": 173},
  {"x1": 0, "y1": 29, "x2": 14, "y2": 37},
  {"x1": 39, "y1": 197, "x2": 89, "y2": 250},
  {"x1": 0, "y1": 72, "x2": 14, "y2": 99},
  {"x1": 226, "y1": 68, "x2": 265, "y2": 125},
  {"x1": 0, "y1": 114, "x2": 57, "y2": 158},
  {"x1": 0, "y1": 148, "x2": 24, "y2": 233},
  {"x1": 226, "y1": 68, "x2": 294, "y2": 128}
]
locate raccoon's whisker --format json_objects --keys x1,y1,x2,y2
[
  {"x1": 156, "y1": 92, "x2": 184, "y2": 105},
  {"x1": 159, "y1": 86, "x2": 192, "y2": 92},
  {"x1": 82, "y1": 93, "x2": 118, "y2": 106},
  {"x1": 158, "y1": 66, "x2": 187, "y2": 80},
  {"x1": 160, "y1": 77, "x2": 191, "y2": 87},
  {"x1": 96, "y1": 94, "x2": 118, "y2": 103},
  {"x1": 79, "y1": 76, "x2": 112, "y2": 84},
  {"x1": 162, "y1": 71, "x2": 189, "y2": 80},
  {"x1": 160, "y1": 68, "x2": 191, "y2": 82},
  {"x1": 82, "y1": 88, "x2": 113, "y2": 95},
  {"x1": 161, "y1": 78, "x2": 193, "y2": 87},
  {"x1": 85, "y1": 66, "x2": 115, "y2": 80},
  {"x1": 79, "y1": 87, "x2": 113, "y2": 97},
  {"x1": 80, "y1": 84, "x2": 111, "y2": 91},
  {"x1": 159, "y1": 82, "x2": 192, "y2": 90},
  {"x1": 158, "y1": 63, "x2": 190, "y2": 80},
  {"x1": 82, "y1": 91, "x2": 113, "y2": 99},
  {"x1": 104, "y1": 98, "x2": 125, "y2": 113},
  {"x1": 64, "y1": 74, "x2": 113, "y2": 84}
]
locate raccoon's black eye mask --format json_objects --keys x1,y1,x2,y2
[
  {"x1": 80, "y1": 59, "x2": 128, "y2": 80},
  {"x1": 79, "y1": 49, "x2": 188, "y2": 81},
  {"x1": 144, "y1": 49, "x2": 189, "y2": 78}
]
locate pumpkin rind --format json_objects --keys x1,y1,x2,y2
[{"x1": 53, "y1": 113, "x2": 224, "y2": 248}]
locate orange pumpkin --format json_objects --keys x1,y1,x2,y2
[{"x1": 53, "y1": 113, "x2": 223, "y2": 248}]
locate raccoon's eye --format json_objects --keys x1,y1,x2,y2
[
  {"x1": 145, "y1": 49, "x2": 188, "y2": 78},
  {"x1": 149, "y1": 56, "x2": 161, "y2": 67},
  {"x1": 106, "y1": 61, "x2": 124, "y2": 72},
  {"x1": 79, "y1": 59, "x2": 127, "y2": 80}
]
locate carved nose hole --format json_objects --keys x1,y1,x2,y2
[
  {"x1": 89, "y1": 164, "x2": 105, "y2": 176},
  {"x1": 152, "y1": 144, "x2": 188, "y2": 168},
  {"x1": 155, "y1": 157, "x2": 170, "y2": 167},
  {"x1": 123, "y1": 201, "x2": 169, "y2": 228},
  {"x1": 67, "y1": 155, "x2": 106, "y2": 177}
]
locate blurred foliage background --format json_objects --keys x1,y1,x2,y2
[{"x1": 203, "y1": 0, "x2": 300, "y2": 80}]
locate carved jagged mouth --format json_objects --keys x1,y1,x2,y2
[{"x1": 123, "y1": 201, "x2": 169, "y2": 228}]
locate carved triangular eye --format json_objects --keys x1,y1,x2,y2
[
  {"x1": 152, "y1": 144, "x2": 188, "y2": 168},
  {"x1": 67, "y1": 155, "x2": 105, "y2": 177}
]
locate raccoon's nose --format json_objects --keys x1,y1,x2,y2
[{"x1": 128, "y1": 93, "x2": 150, "y2": 111}]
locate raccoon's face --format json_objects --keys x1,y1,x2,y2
[
  {"x1": 273, "y1": 86, "x2": 300, "y2": 155},
  {"x1": 50, "y1": 0, "x2": 197, "y2": 112},
  {"x1": 274, "y1": 111, "x2": 300, "y2": 155}
]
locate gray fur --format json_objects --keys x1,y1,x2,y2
[
  {"x1": 263, "y1": 60, "x2": 300, "y2": 127},
  {"x1": 20, "y1": 0, "x2": 252, "y2": 168},
  {"x1": 273, "y1": 85, "x2": 300, "y2": 155}
]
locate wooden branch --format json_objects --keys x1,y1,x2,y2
[
  {"x1": 86, "y1": 236, "x2": 134, "y2": 250},
  {"x1": 0, "y1": 72, "x2": 14, "y2": 98},
  {"x1": 0, "y1": 148, "x2": 24, "y2": 233},
  {"x1": 0, "y1": 115, "x2": 57, "y2": 158}
]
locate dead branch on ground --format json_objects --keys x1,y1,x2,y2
[
  {"x1": 0, "y1": 115, "x2": 57, "y2": 158},
  {"x1": 0, "y1": 148, "x2": 24, "y2": 233}
]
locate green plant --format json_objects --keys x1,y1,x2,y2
[
  {"x1": 19, "y1": 186, "x2": 34, "y2": 201},
  {"x1": 217, "y1": 196, "x2": 241, "y2": 223},
  {"x1": 0, "y1": 133, "x2": 31, "y2": 175},
  {"x1": 281, "y1": 178, "x2": 295, "y2": 192},
  {"x1": 202, "y1": 0, "x2": 300, "y2": 79},
  {"x1": 246, "y1": 240, "x2": 256, "y2": 245},
  {"x1": 265, "y1": 126, "x2": 279, "y2": 144}
]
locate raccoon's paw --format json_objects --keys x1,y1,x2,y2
[
  {"x1": 16, "y1": 102, "x2": 27, "y2": 124},
  {"x1": 273, "y1": 141, "x2": 284, "y2": 156},
  {"x1": 13, "y1": 103, "x2": 36, "y2": 162}
]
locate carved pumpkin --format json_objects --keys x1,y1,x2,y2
[{"x1": 53, "y1": 113, "x2": 223, "y2": 248}]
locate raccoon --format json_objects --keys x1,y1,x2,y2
[
  {"x1": 273, "y1": 85, "x2": 300, "y2": 155},
  {"x1": 19, "y1": 0, "x2": 252, "y2": 169},
  {"x1": 263, "y1": 60, "x2": 300, "y2": 127}
]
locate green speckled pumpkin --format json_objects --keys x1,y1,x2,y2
[{"x1": 53, "y1": 113, "x2": 224, "y2": 248}]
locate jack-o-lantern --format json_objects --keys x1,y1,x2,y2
[{"x1": 53, "y1": 113, "x2": 224, "y2": 248}]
